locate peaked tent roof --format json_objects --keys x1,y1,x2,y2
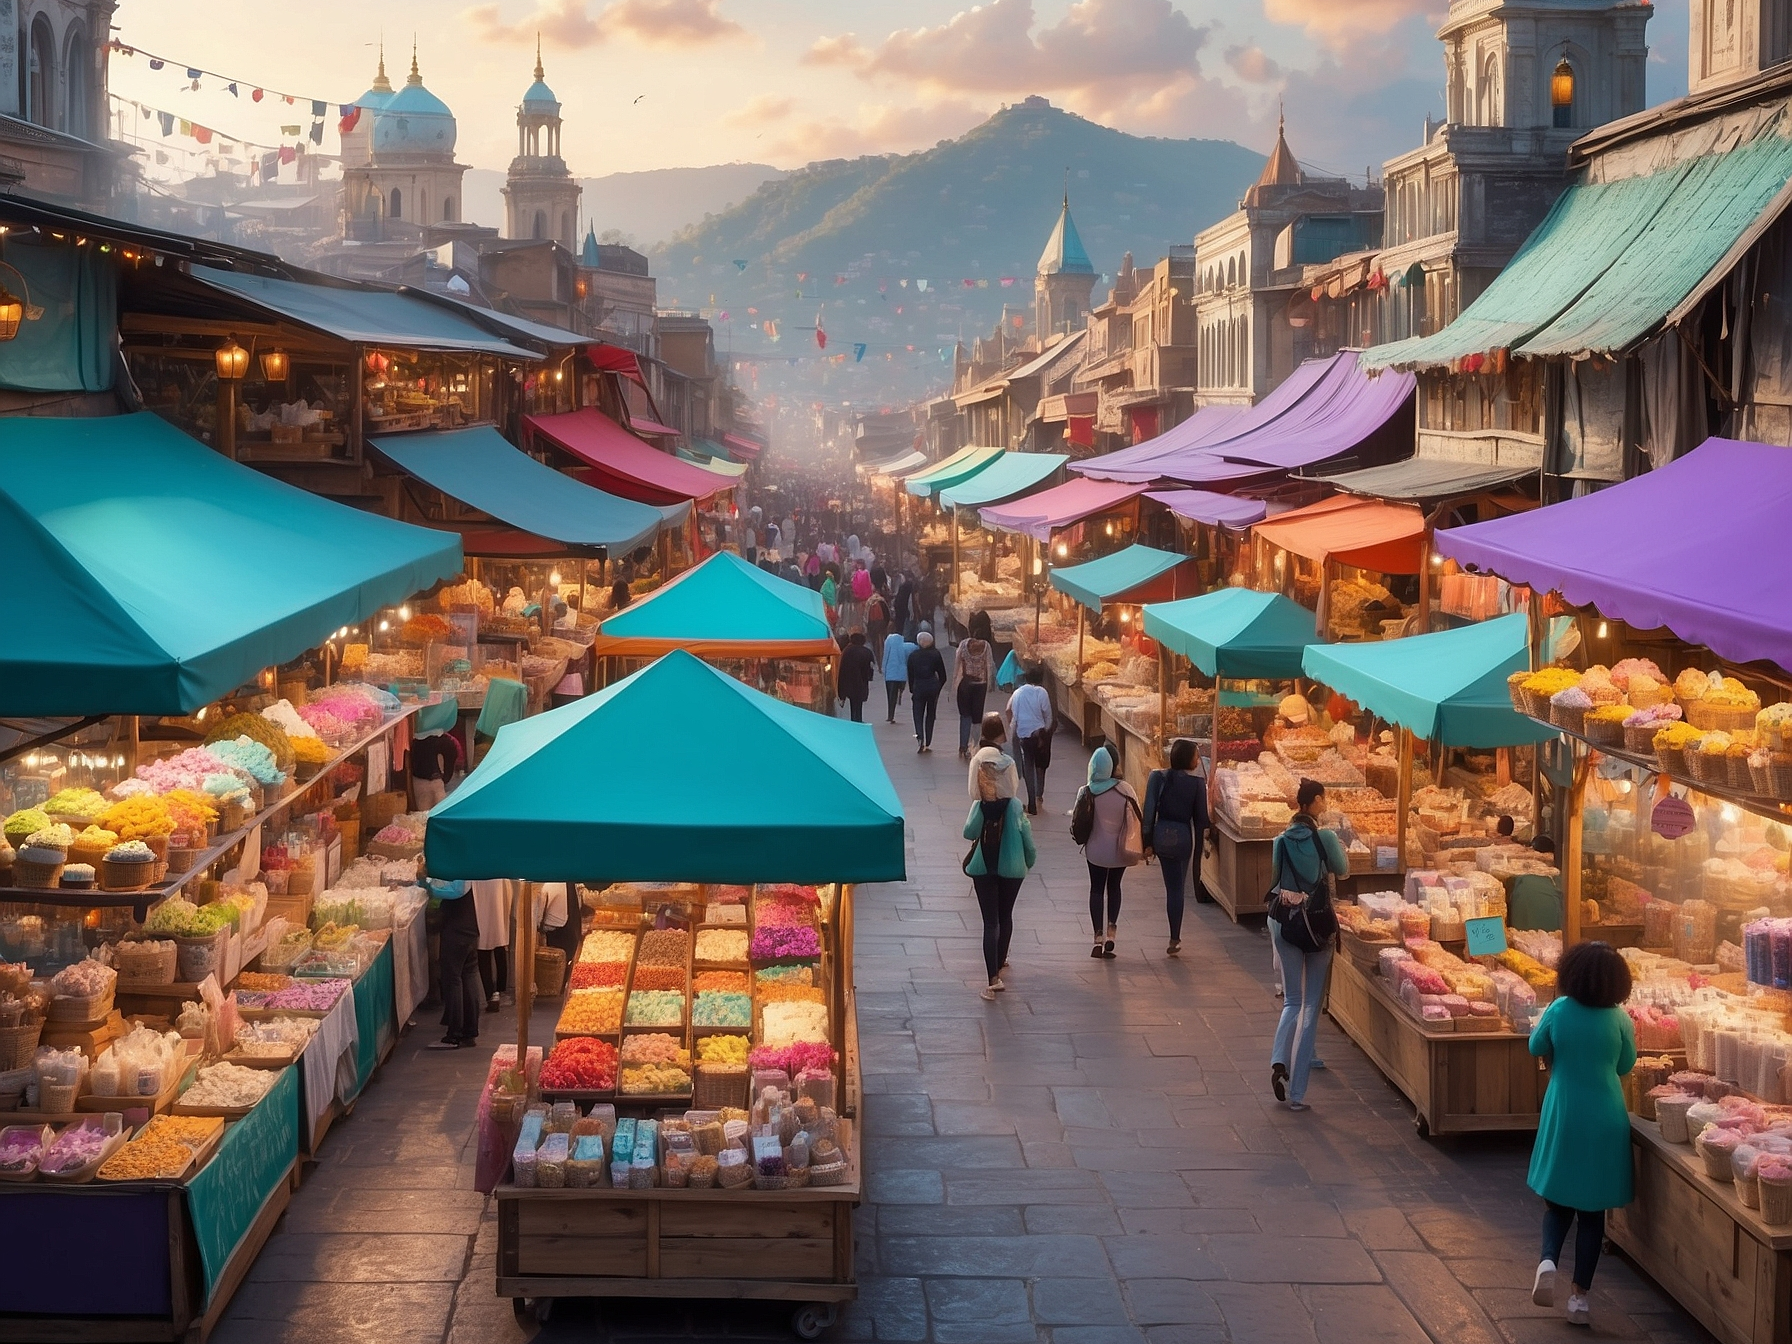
[
  {"x1": 591, "y1": 551, "x2": 837, "y2": 659},
  {"x1": 1049, "y1": 544, "x2": 1202, "y2": 611},
  {"x1": 1143, "y1": 588, "x2": 1315, "y2": 680},
  {"x1": 372, "y1": 427, "x2": 662, "y2": 554},
  {"x1": 1302, "y1": 613, "x2": 1552, "y2": 748},
  {"x1": 905, "y1": 445, "x2": 1005, "y2": 499},
  {"x1": 424, "y1": 650, "x2": 906, "y2": 883},
  {"x1": 1434, "y1": 437, "x2": 1792, "y2": 674},
  {"x1": 527, "y1": 408, "x2": 730, "y2": 505},
  {"x1": 1, "y1": 413, "x2": 461, "y2": 715},
  {"x1": 978, "y1": 476, "x2": 1144, "y2": 542},
  {"x1": 1256, "y1": 116, "x2": 1303, "y2": 188},
  {"x1": 940, "y1": 453, "x2": 1068, "y2": 511},
  {"x1": 1070, "y1": 403, "x2": 1245, "y2": 483},
  {"x1": 1037, "y1": 198, "x2": 1094, "y2": 275}
]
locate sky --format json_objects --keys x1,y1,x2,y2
[{"x1": 110, "y1": 0, "x2": 1691, "y2": 191}]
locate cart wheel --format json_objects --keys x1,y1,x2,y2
[
  {"x1": 792, "y1": 1302, "x2": 837, "y2": 1340},
  {"x1": 1414, "y1": 1113, "x2": 1432, "y2": 1140}
]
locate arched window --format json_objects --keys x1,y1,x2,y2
[
  {"x1": 443, "y1": 196, "x2": 455, "y2": 221},
  {"x1": 533, "y1": 210, "x2": 546, "y2": 240},
  {"x1": 1477, "y1": 52, "x2": 1501, "y2": 127},
  {"x1": 64, "y1": 26, "x2": 89, "y2": 139},
  {"x1": 1226, "y1": 257, "x2": 1236, "y2": 289},
  {"x1": 26, "y1": 15, "x2": 55, "y2": 129},
  {"x1": 389, "y1": 187, "x2": 402, "y2": 220}
]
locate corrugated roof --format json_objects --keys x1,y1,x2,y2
[{"x1": 1310, "y1": 457, "x2": 1536, "y2": 502}]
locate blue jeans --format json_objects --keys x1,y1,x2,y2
[
  {"x1": 1269, "y1": 921, "x2": 1332, "y2": 1103},
  {"x1": 1153, "y1": 820, "x2": 1195, "y2": 941}
]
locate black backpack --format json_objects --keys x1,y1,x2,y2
[
  {"x1": 1266, "y1": 829, "x2": 1338, "y2": 953},
  {"x1": 1070, "y1": 788, "x2": 1096, "y2": 847},
  {"x1": 964, "y1": 803, "x2": 1008, "y2": 874}
]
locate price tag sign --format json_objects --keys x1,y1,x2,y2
[
  {"x1": 1652, "y1": 794, "x2": 1696, "y2": 841},
  {"x1": 1464, "y1": 916, "x2": 1508, "y2": 958}
]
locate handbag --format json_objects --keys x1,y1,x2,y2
[
  {"x1": 1117, "y1": 796, "x2": 1146, "y2": 866},
  {"x1": 1265, "y1": 844, "x2": 1337, "y2": 953}
]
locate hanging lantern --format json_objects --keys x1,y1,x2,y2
[
  {"x1": 215, "y1": 336, "x2": 249, "y2": 381},
  {"x1": 0, "y1": 284, "x2": 21, "y2": 342},
  {"x1": 1551, "y1": 57, "x2": 1575, "y2": 128},
  {"x1": 260, "y1": 348, "x2": 290, "y2": 381}
]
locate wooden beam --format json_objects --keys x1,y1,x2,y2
[
  {"x1": 1395, "y1": 728, "x2": 1414, "y2": 877},
  {"x1": 1563, "y1": 748, "x2": 1593, "y2": 949}
]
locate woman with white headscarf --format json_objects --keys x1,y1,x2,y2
[{"x1": 905, "y1": 626, "x2": 947, "y2": 753}]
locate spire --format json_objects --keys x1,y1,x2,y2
[
  {"x1": 1037, "y1": 194, "x2": 1093, "y2": 277},
  {"x1": 372, "y1": 37, "x2": 391, "y2": 93},
  {"x1": 581, "y1": 225, "x2": 600, "y2": 268},
  {"x1": 534, "y1": 32, "x2": 545, "y2": 82},
  {"x1": 407, "y1": 38, "x2": 422, "y2": 87},
  {"x1": 1256, "y1": 102, "x2": 1301, "y2": 189}
]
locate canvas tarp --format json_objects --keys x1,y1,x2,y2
[
  {"x1": 1049, "y1": 544, "x2": 1202, "y2": 611},
  {"x1": 591, "y1": 551, "x2": 837, "y2": 659},
  {"x1": 977, "y1": 477, "x2": 1144, "y2": 542},
  {"x1": 1143, "y1": 588, "x2": 1315, "y2": 679},
  {"x1": 527, "y1": 408, "x2": 731, "y2": 504},
  {"x1": 1253, "y1": 495, "x2": 1427, "y2": 574}
]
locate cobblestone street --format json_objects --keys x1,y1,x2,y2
[{"x1": 203, "y1": 687, "x2": 1717, "y2": 1343}]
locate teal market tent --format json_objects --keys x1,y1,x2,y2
[
  {"x1": 1300, "y1": 613, "x2": 1553, "y2": 747},
  {"x1": 904, "y1": 445, "x2": 1004, "y2": 499},
  {"x1": 592, "y1": 551, "x2": 837, "y2": 658},
  {"x1": 939, "y1": 453, "x2": 1068, "y2": 511},
  {"x1": 1049, "y1": 544, "x2": 1202, "y2": 611},
  {"x1": 1143, "y1": 588, "x2": 1316, "y2": 680},
  {"x1": 425, "y1": 651, "x2": 906, "y2": 883},
  {"x1": 1, "y1": 413, "x2": 462, "y2": 715},
  {"x1": 372, "y1": 427, "x2": 663, "y2": 555}
]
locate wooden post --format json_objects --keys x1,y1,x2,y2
[
  {"x1": 1159, "y1": 648, "x2": 1169, "y2": 762},
  {"x1": 951, "y1": 508, "x2": 960, "y2": 601},
  {"x1": 1395, "y1": 728, "x2": 1414, "y2": 877},
  {"x1": 218, "y1": 380, "x2": 238, "y2": 460},
  {"x1": 516, "y1": 880, "x2": 534, "y2": 1065},
  {"x1": 1563, "y1": 749, "x2": 1592, "y2": 949},
  {"x1": 1416, "y1": 529, "x2": 1433, "y2": 636},
  {"x1": 1076, "y1": 603, "x2": 1086, "y2": 686},
  {"x1": 1317, "y1": 557, "x2": 1334, "y2": 638}
]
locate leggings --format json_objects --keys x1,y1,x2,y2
[
  {"x1": 438, "y1": 900, "x2": 482, "y2": 1044},
  {"x1": 886, "y1": 681, "x2": 904, "y2": 720},
  {"x1": 1542, "y1": 1203, "x2": 1605, "y2": 1289},
  {"x1": 957, "y1": 682, "x2": 989, "y2": 753},
  {"x1": 478, "y1": 946, "x2": 508, "y2": 999},
  {"x1": 971, "y1": 874, "x2": 1022, "y2": 981},
  {"x1": 1088, "y1": 863, "x2": 1124, "y2": 936},
  {"x1": 912, "y1": 691, "x2": 939, "y2": 746}
]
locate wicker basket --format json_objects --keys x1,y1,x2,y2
[
  {"x1": 1686, "y1": 751, "x2": 1728, "y2": 788},
  {"x1": 1727, "y1": 754, "x2": 1756, "y2": 792},
  {"x1": 1656, "y1": 745, "x2": 1688, "y2": 777},
  {"x1": 13, "y1": 856, "x2": 63, "y2": 889},
  {"x1": 221, "y1": 799, "x2": 253, "y2": 832},
  {"x1": 165, "y1": 841, "x2": 205, "y2": 874},
  {"x1": 533, "y1": 947, "x2": 567, "y2": 998},
  {"x1": 1550, "y1": 702, "x2": 1589, "y2": 737},
  {"x1": 175, "y1": 930, "x2": 226, "y2": 983},
  {"x1": 1688, "y1": 701, "x2": 1760, "y2": 733},
  {"x1": 808, "y1": 1160, "x2": 849, "y2": 1187},
  {"x1": 1507, "y1": 673, "x2": 1531, "y2": 714},
  {"x1": 1585, "y1": 717, "x2": 1626, "y2": 748},
  {"x1": 47, "y1": 989, "x2": 112, "y2": 1024},
  {"x1": 113, "y1": 940, "x2": 177, "y2": 988},
  {"x1": 1751, "y1": 758, "x2": 1777, "y2": 798},
  {"x1": 693, "y1": 1064, "x2": 748, "y2": 1110},
  {"x1": 0, "y1": 1021, "x2": 42, "y2": 1070},
  {"x1": 39, "y1": 1083, "x2": 78, "y2": 1113},
  {"x1": 99, "y1": 856, "x2": 156, "y2": 892},
  {"x1": 1625, "y1": 722, "x2": 1664, "y2": 753},
  {"x1": 1771, "y1": 755, "x2": 1792, "y2": 802}
]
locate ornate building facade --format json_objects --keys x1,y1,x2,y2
[
  {"x1": 503, "y1": 44, "x2": 580, "y2": 248},
  {"x1": 0, "y1": 0, "x2": 113, "y2": 205},
  {"x1": 339, "y1": 47, "x2": 468, "y2": 240}
]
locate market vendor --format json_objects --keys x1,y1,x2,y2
[{"x1": 1508, "y1": 836, "x2": 1564, "y2": 932}]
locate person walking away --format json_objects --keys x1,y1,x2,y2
[
  {"x1": 894, "y1": 572, "x2": 917, "y2": 641},
  {"x1": 952, "y1": 611, "x2": 996, "y2": 760},
  {"x1": 473, "y1": 877, "x2": 514, "y2": 1013},
  {"x1": 1077, "y1": 745, "x2": 1143, "y2": 958},
  {"x1": 907, "y1": 629, "x2": 947, "y2": 753},
  {"x1": 866, "y1": 581, "x2": 891, "y2": 657},
  {"x1": 966, "y1": 712, "x2": 1021, "y2": 802},
  {"x1": 819, "y1": 569, "x2": 840, "y2": 635},
  {"x1": 1267, "y1": 780, "x2": 1347, "y2": 1110},
  {"x1": 836, "y1": 630, "x2": 875, "y2": 722},
  {"x1": 882, "y1": 629, "x2": 917, "y2": 722},
  {"x1": 804, "y1": 551, "x2": 822, "y2": 590},
  {"x1": 1529, "y1": 941, "x2": 1636, "y2": 1327},
  {"x1": 964, "y1": 755, "x2": 1036, "y2": 1000},
  {"x1": 1144, "y1": 738, "x2": 1209, "y2": 956},
  {"x1": 425, "y1": 868, "x2": 481, "y2": 1050},
  {"x1": 1003, "y1": 665, "x2": 1054, "y2": 815}
]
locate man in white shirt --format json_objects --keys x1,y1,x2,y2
[{"x1": 1003, "y1": 665, "x2": 1055, "y2": 815}]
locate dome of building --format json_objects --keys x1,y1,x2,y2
[
  {"x1": 354, "y1": 46, "x2": 397, "y2": 113},
  {"x1": 522, "y1": 42, "x2": 559, "y2": 115},
  {"x1": 371, "y1": 51, "x2": 457, "y2": 158}
]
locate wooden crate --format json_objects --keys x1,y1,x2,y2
[
  {"x1": 1201, "y1": 820, "x2": 1277, "y2": 922},
  {"x1": 1325, "y1": 954, "x2": 1546, "y2": 1136}
]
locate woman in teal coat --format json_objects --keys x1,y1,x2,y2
[
  {"x1": 963, "y1": 755, "x2": 1036, "y2": 1001},
  {"x1": 1527, "y1": 940, "x2": 1636, "y2": 1328}
]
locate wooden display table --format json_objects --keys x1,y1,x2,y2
[
  {"x1": 1608, "y1": 1118, "x2": 1792, "y2": 1344},
  {"x1": 1325, "y1": 954, "x2": 1546, "y2": 1137},
  {"x1": 1201, "y1": 815, "x2": 1277, "y2": 921}
]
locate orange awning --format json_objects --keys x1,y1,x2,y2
[{"x1": 1253, "y1": 496, "x2": 1426, "y2": 574}]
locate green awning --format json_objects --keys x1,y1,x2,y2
[
  {"x1": 1, "y1": 412, "x2": 462, "y2": 715},
  {"x1": 372, "y1": 427, "x2": 662, "y2": 553},
  {"x1": 1300, "y1": 613, "x2": 1553, "y2": 747},
  {"x1": 593, "y1": 551, "x2": 836, "y2": 658},
  {"x1": 941, "y1": 452, "x2": 1068, "y2": 512},
  {"x1": 904, "y1": 445, "x2": 1004, "y2": 498},
  {"x1": 677, "y1": 447, "x2": 750, "y2": 478},
  {"x1": 189, "y1": 266, "x2": 543, "y2": 359},
  {"x1": 1143, "y1": 588, "x2": 1315, "y2": 680},
  {"x1": 425, "y1": 650, "x2": 906, "y2": 883},
  {"x1": 1050, "y1": 544, "x2": 1200, "y2": 612}
]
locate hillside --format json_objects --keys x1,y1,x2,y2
[
  {"x1": 650, "y1": 99, "x2": 1264, "y2": 417},
  {"x1": 460, "y1": 162, "x2": 784, "y2": 246}
]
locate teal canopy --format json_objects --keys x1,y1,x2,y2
[
  {"x1": 905, "y1": 445, "x2": 1004, "y2": 499},
  {"x1": 940, "y1": 452, "x2": 1067, "y2": 511},
  {"x1": 593, "y1": 551, "x2": 836, "y2": 657},
  {"x1": 0, "y1": 233, "x2": 116, "y2": 394},
  {"x1": 425, "y1": 651, "x2": 906, "y2": 883},
  {"x1": 1050, "y1": 544, "x2": 1199, "y2": 612},
  {"x1": 1300, "y1": 613, "x2": 1553, "y2": 747},
  {"x1": 1143, "y1": 588, "x2": 1316, "y2": 679},
  {"x1": 371, "y1": 427, "x2": 662, "y2": 553},
  {"x1": 1, "y1": 413, "x2": 462, "y2": 715}
]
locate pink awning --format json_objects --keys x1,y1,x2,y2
[
  {"x1": 977, "y1": 476, "x2": 1143, "y2": 542},
  {"x1": 630, "y1": 415, "x2": 680, "y2": 437},
  {"x1": 527, "y1": 409, "x2": 729, "y2": 506},
  {"x1": 722, "y1": 432, "x2": 765, "y2": 461}
]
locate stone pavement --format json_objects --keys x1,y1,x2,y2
[{"x1": 212, "y1": 686, "x2": 1717, "y2": 1344}]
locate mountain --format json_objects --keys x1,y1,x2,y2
[
  {"x1": 649, "y1": 99, "x2": 1265, "y2": 424},
  {"x1": 460, "y1": 162, "x2": 785, "y2": 247}
]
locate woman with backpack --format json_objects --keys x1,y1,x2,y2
[
  {"x1": 952, "y1": 610, "x2": 996, "y2": 760},
  {"x1": 963, "y1": 740, "x2": 1036, "y2": 1000},
  {"x1": 1143, "y1": 738, "x2": 1209, "y2": 957},
  {"x1": 1268, "y1": 779, "x2": 1348, "y2": 1110},
  {"x1": 1076, "y1": 745, "x2": 1143, "y2": 959}
]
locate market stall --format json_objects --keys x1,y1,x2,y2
[
  {"x1": 1300, "y1": 614, "x2": 1556, "y2": 1136},
  {"x1": 1252, "y1": 495, "x2": 1427, "y2": 642},
  {"x1": 1145, "y1": 489, "x2": 1268, "y2": 593},
  {"x1": 1032, "y1": 545, "x2": 1203, "y2": 790},
  {"x1": 1141, "y1": 588, "x2": 1316, "y2": 920},
  {"x1": 936, "y1": 452, "x2": 1066, "y2": 634},
  {"x1": 901, "y1": 445, "x2": 1004, "y2": 571},
  {"x1": 425, "y1": 651, "x2": 905, "y2": 1339},
  {"x1": 590, "y1": 552, "x2": 839, "y2": 713}
]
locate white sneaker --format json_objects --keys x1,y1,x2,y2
[
  {"x1": 1532, "y1": 1260, "x2": 1556, "y2": 1307},
  {"x1": 1565, "y1": 1293, "x2": 1590, "y2": 1326},
  {"x1": 980, "y1": 984, "x2": 998, "y2": 1000}
]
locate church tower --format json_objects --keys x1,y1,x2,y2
[
  {"x1": 503, "y1": 39, "x2": 581, "y2": 248},
  {"x1": 1034, "y1": 193, "x2": 1096, "y2": 340}
]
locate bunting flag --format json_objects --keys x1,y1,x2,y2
[
  {"x1": 109, "y1": 41, "x2": 355, "y2": 129},
  {"x1": 1000, "y1": 277, "x2": 1016, "y2": 287},
  {"x1": 853, "y1": 343, "x2": 867, "y2": 363},
  {"x1": 338, "y1": 105, "x2": 361, "y2": 135},
  {"x1": 815, "y1": 309, "x2": 827, "y2": 350},
  {"x1": 916, "y1": 279, "x2": 928, "y2": 292},
  {"x1": 733, "y1": 260, "x2": 747, "y2": 271}
]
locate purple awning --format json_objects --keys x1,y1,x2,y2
[
  {"x1": 1435, "y1": 437, "x2": 1792, "y2": 674},
  {"x1": 1146, "y1": 489, "x2": 1267, "y2": 529},
  {"x1": 977, "y1": 476, "x2": 1143, "y2": 542},
  {"x1": 1073, "y1": 402, "x2": 1247, "y2": 482}
]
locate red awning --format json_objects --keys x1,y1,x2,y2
[
  {"x1": 630, "y1": 415, "x2": 680, "y2": 437},
  {"x1": 588, "y1": 343, "x2": 647, "y2": 388},
  {"x1": 527, "y1": 409, "x2": 729, "y2": 505},
  {"x1": 722, "y1": 432, "x2": 765, "y2": 461}
]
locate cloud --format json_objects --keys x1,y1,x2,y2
[
  {"x1": 1261, "y1": 0, "x2": 1441, "y2": 43},
  {"x1": 725, "y1": 94, "x2": 794, "y2": 129},
  {"x1": 1225, "y1": 43, "x2": 1282, "y2": 83},
  {"x1": 465, "y1": 0, "x2": 744, "y2": 49},
  {"x1": 758, "y1": 101, "x2": 987, "y2": 165}
]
